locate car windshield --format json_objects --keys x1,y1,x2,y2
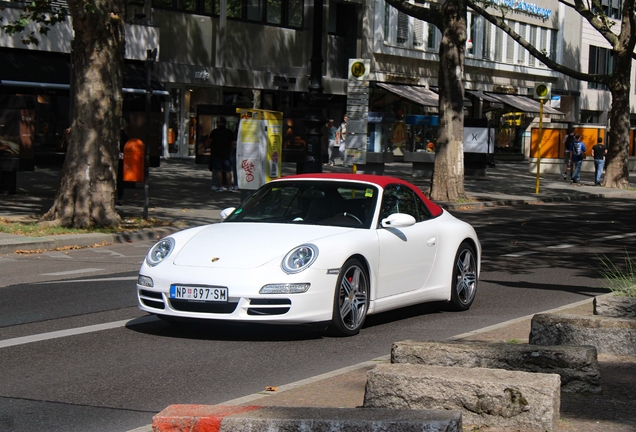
[{"x1": 224, "y1": 180, "x2": 379, "y2": 229}]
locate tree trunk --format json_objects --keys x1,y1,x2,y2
[
  {"x1": 604, "y1": 53, "x2": 632, "y2": 189},
  {"x1": 429, "y1": 0, "x2": 467, "y2": 202},
  {"x1": 41, "y1": 0, "x2": 126, "y2": 228}
]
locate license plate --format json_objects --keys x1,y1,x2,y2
[{"x1": 169, "y1": 285, "x2": 228, "y2": 302}]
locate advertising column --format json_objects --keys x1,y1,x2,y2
[{"x1": 236, "y1": 109, "x2": 283, "y2": 191}]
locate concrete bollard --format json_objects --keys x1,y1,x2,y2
[
  {"x1": 391, "y1": 339, "x2": 601, "y2": 393},
  {"x1": 530, "y1": 313, "x2": 636, "y2": 356},
  {"x1": 364, "y1": 363, "x2": 561, "y2": 431},
  {"x1": 152, "y1": 404, "x2": 463, "y2": 432}
]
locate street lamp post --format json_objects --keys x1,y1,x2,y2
[
  {"x1": 300, "y1": 0, "x2": 327, "y2": 174},
  {"x1": 143, "y1": 48, "x2": 157, "y2": 220}
]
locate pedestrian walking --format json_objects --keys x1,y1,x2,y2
[
  {"x1": 592, "y1": 136, "x2": 607, "y2": 185},
  {"x1": 336, "y1": 114, "x2": 348, "y2": 166},
  {"x1": 208, "y1": 117, "x2": 236, "y2": 192},
  {"x1": 563, "y1": 128, "x2": 575, "y2": 180},
  {"x1": 326, "y1": 119, "x2": 338, "y2": 166},
  {"x1": 571, "y1": 134, "x2": 586, "y2": 184}
]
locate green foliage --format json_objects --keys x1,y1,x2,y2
[
  {"x1": 506, "y1": 338, "x2": 521, "y2": 344},
  {"x1": 597, "y1": 253, "x2": 636, "y2": 297},
  {"x1": 0, "y1": 0, "x2": 67, "y2": 45}
]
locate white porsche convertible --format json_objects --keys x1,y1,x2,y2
[{"x1": 137, "y1": 173, "x2": 480, "y2": 336}]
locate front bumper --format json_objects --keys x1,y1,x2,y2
[{"x1": 137, "y1": 264, "x2": 337, "y2": 324}]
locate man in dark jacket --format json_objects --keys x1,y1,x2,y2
[
  {"x1": 208, "y1": 117, "x2": 236, "y2": 192},
  {"x1": 592, "y1": 137, "x2": 607, "y2": 185}
]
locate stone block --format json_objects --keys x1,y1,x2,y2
[
  {"x1": 391, "y1": 340, "x2": 600, "y2": 393},
  {"x1": 220, "y1": 406, "x2": 462, "y2": 432},
  {"x1": 530, "y1": 313, "x2": 636, "y2": 356},
  {"x1": 594, "y1": 294, "x2": 636, "y2": 318},
  {"x1": 364, "y1": 363, "x2": 560, "y2": 431}
]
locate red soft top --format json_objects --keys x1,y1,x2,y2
[{"x1": 280, "y1": 173, "x2": 443, "y2": 218}]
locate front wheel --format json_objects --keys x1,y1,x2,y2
[
  {"x1": 448, "y1": 242, "x2": 478, "y2": 311},
  {"x1": 328, "y1": 258, "x2": 369, "y2": 336}
]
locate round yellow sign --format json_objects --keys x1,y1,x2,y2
[
  {"x1": 350, "y1": 61, "x2": 366, "y2": 78},
  {"x1": 536, "y1": 84, "x2": 549, "y2": 97}
]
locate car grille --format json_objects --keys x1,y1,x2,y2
[
  {"x1": 247, "y1": 298, "x2": 291, "y2": 316},
  {"x1": 139, "y1": 289, "x2": 165, "y2": 310},
  {"x1": 169, "y1": 299, "x2": 238, "y2": 314}
]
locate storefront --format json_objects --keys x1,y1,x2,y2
[{"x1": 0, "y1": 48, "x2": 169, "y2": 172}]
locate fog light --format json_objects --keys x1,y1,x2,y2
[
  {"x1": 137, "y1": 275, "x2": 154, "y2": 287},
  {"x1": 260, "y1": 283, "x2": 310, "y2": 294}
]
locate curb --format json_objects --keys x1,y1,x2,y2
[
  {"x1": 152, "y1": 405, "x2": 461, "y2": 432},
  {"x1": 0, "y1": 226, "x2": 182, "y2": 255}
]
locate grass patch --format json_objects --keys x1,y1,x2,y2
[
  {"x1": 597, "y1": 253, "x2": 636, "y2": 297},
  {"x1": 506, "y1": 338, "x2": 521, "y2": 344},
  {"x1": 0, "y1": 217, "x2": 174, "y2": 237}
]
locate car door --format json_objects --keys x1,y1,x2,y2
[{"x1": 376, "y1": 184, "x2": 438, "y2": 298}]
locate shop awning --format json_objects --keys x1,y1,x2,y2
[
  {"x1": 465, "y1": 90, "x2": 503, "y2": 104},
  {"x1": 0, "y1": 48, "x2": 169, "y2": 98},
  {"x1": 376, "y1": 83, "x2": 439, "y2": 107},
  {"x1": 485, "y1": 92, "x2": 563, "y2": 115}
]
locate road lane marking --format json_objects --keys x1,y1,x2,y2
[
  {"x1": 36, "y1": 276, "x2": 138, "y2": 284},
  {"x1": 41, "y1": 268, "x2": 104, "y2": 276},
  {"x1": 0, "y1": 315, "x2": 157, "y2": 349},
  {"x1": 91, "y1": 249, "x2": 126, "y2": 257},
  {"x1": 547, "y1": 244, "x2": 574, "y2": 249},
  {"x1": 591, "y1": 232, "x2": 636, "y2": 241},
  {"x1": 501, "y1": 251, "x2": 537, "y2": 257},
  {"x1": 44, "y1": 252, "x2": 73, "y2": 259}
]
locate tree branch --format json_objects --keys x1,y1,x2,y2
[
  {"x1": 384, "y1": 0, "x2": 443, "y2": 28},
  {"x1": 468, "y1": 0, "x2": 610, "y2": 85}
]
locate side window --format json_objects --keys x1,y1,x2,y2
[{"x1": 380, "y1": 184, "x2": 431, "y2": 222}]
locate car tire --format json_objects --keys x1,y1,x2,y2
[
  {"x1": 448, "y1": 241, "x2": 478, "y2": 311},
  {"x1": 328, "y1": 258, "x2": 369, "y2": 336}
]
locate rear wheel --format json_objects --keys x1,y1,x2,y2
[
  {"x1": 448, "y1": 242, "x2": 478, "y2": 311},
  {"x1": 328, "y1": 258, "x2": 369, "y2": 336}
]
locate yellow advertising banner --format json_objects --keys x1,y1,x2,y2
[{"x1": 236, "y1": 109, "x2": 283, "y2": 190}]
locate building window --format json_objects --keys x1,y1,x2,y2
[
  {"x1": 466, "y1": 12, "x2": 476, "y2": 55},
  {"x1": 427, "y1": 23, "x2": 438, "y2": 50},
  {"x1": 481, "y1": 20, "x2": 492, "y2": 60},
  {"x1": 588, "y1": 45, "x2": 615, "y2": 89},
  {"x1": 152, "y1": 0, "x2": 303, "y2": 28}
]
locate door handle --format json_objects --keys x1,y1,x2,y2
[{"x1": 427, "y1": 237, "x2": 436, "y2": 247}]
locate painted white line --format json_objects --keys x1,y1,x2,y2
[
  {"x1": 91, "y1": 249, "x2": 126, "y2": 257},
  {"x1": 591, "y1": 232, "x2": 636, "y2": 242},
  {"x1": 501, "y1": 251, "x2": 537, "y2": 257},
  {"x1": 0, "y1": 315, "x2": 157, "y2": 349},
  {"x1": 41, "y1": 268, "x2": 104, "y2": 276},
  {"x1": 36, "y1": 276, "x2": 138, "y2": 284},
  {"x1": 547, "y1": 244, "x2": 574, "y2": 249},
  {"x1": 44, "y1": 252, "x2": 73, "y2": 259}
]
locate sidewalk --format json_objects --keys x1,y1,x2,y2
[
  {"x1": 1, "y1": 158, "x2": 635, "y2": 255},
  {"x1": 0, "y1": 159, "x2": 636, "y2": 254}
]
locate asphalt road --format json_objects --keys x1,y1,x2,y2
[{"x1": 0, "y1": 199, "x2": 634, "y2": 432}]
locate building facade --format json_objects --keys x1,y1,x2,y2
[{"x1": 1, "y1": 0, "x2": 634, "y2": 170}]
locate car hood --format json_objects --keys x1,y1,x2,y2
[{"x1": 172, "y1": 222, "x2": 354, "y2": 269}]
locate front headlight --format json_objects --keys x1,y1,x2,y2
[
  {"x1": 282, "y1": 244, "x2": 318, "y2": 274},
  {"x1": 146, "y1": 238, "x2": 176, "y2": 267}
]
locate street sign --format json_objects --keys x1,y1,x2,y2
[{"x1": 533, "y1": 83, "x2": 551, "y2": 100}]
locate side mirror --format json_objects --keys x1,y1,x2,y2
[
  {"x1": 220, "y1": 207, "x2": 236, "y2": 220},
  {"x1": 381, "y1": 213, "x2": 416, "y2": 228}
]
